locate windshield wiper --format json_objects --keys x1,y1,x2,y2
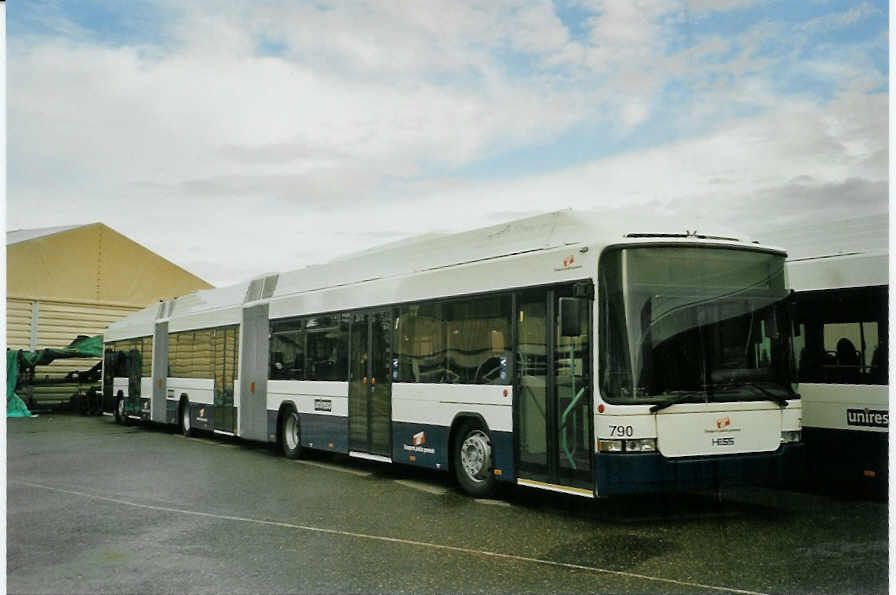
[
  {"x1": 649, "y1": 392, "x2": 702, "y2": 413},
  {"x1": 715, "y1": 381, "x2": 789, "y2": 408},
  {"x1": 741, "y1": 381, "x2": 788, "y2": 407}
]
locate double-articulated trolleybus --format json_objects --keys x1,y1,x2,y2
[
  {"x1": 788, "y1": 249, "x2": 888, "y2": 489},
  {"x1": 103, "y1": 210, "x2": 802, "y2": 498}
]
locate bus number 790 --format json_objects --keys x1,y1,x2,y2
[{"x1": 609, "y1": 425, "x2": 634, "y2": 437}]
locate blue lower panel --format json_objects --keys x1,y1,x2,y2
[
  {"x1": 390, "y1": 422, "x2": 514, "y2": 480},
  {"x1": 392, "y1": 422, "x2": 450, "y2": 470},
  {"x1": 264, "y1": 410, "x2": 349, "y2": 452},
  {"x1": 595, "y1": 443, "x2": 805, "y2": 496},
  {"x1": 491, "y1": 431, "x2": 514, "y2": 482},
  {"x1": 300, "y1": 413, "x2": 348, "y2": 453},
  {"x1": 803, "y1": 427, "x2": 887, "y2": 483},
  {"x1": 189, "y1": 403, "x2": 214, "y2": 432},
  {"x1": 267, "y1": 410, "x2": 278, "y2": 443}
]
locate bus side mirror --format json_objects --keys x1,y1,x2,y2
[{"x1": 559, "y1": 298, "x2": 584, "y2": 337}]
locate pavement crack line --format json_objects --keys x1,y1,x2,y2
[
  {"x1": 393, "y1": 479, "x2": 450, "y2": 495},
  {"x1": 10, "y1": 479, "x2": 767, "y2": 595},
  {"x1": 292, "y1": 459, "x2": 373, "y2": 477}
]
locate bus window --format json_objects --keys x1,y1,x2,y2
[
  {"x1": 270, "y1": 320, "x2": 305, "y2": 380},
  {"x1": 305, "y1": 315, "x2": 348, "y2": 381},
  {"x1": 795, "y1": 285, "x2": 887, "y2": 385},
  {"x1": 396, "y1": 303, "x2": 445, "y2": 383},
  {"x1": 444, "y1": 295, "x2": 511, "y2": 385}
]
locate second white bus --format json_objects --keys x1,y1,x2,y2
[{"x1": 788, "y1": 249, "x2": 888, "y2": 491}]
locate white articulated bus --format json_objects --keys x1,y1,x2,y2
[
  {"x1": 103, "y1": 210, "x2": 803, "y2": 498},
  {"x1": 788, "y1": 249, "x2": 888, "y2": 489}
]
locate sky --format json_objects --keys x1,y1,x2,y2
[{"x1": 7, "y1": 0, "x2": 890, "y2": 287}]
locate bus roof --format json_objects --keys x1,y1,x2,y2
[
  {"x1": 273, "y1": 209, "x2": 757, "y2": 298},
  {"x1": 759, "y1": 213, "x2": 889, "y2": 291},
  {"x1": 760, "y1": 213, "x2": 887, "y2": 261},
  {"x1": 787, "y1": 251, "x2": 888, "y2": 291},
  {"x1": 106, "y1": 208, "x2": 766, "y2": 340}
]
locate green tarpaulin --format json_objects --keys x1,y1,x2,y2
[
  {"x1": 7, "y1": 351, "x2": 35, "y2": 418},
  {"x1": 7, "y1": 334, "x2": 104, "y2": 418},
  {"x1": 19, "y1": 334, "x2": 104, "y2": 368}
]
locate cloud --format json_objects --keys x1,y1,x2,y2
[
  {"x1": 386, "y1": 86, "x2": 887, "y2": 231},
  {"x1": 7, "y1": 1, "x2": 888, "y2": 286},
  {"x1": 686, "y1": 0, "x2": 762, "y2": 13},
  {"x1": 797, "y1": 1, "x2": 882, "y2": 34}
]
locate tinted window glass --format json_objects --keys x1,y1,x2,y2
[
  {"x1": 444, "y1": 295, "x2": 512, "y2": 384},
  {"x1": 396, "y1": 295, "x2": 511, "y2": 384},
  {"x1": 794, "y1": 285, "x2": 887, "y2": 385},
  {"x1": 270, "y1": 315, "x2": 349, "y2": 381},
  {"x1": 306, "y1": 314, "x2": 349, "y2": 381},
  {"x1": 396, "y1": 302, "x2": 444, "y2": 383},
  {"x1": 103, "y1": 337, "x2": 151, "y2": 397},
  {"x1": 141, "y1": 337, "x2": 153, "y2": 377},
  {"x1": 168, "y1": 330, "x2": 217, "y2": 379},
  {"x1": 271, "y1": 319, "x2": 304, "y2": 380}
]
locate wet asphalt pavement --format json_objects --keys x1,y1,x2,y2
[{"x1": 7, "y1": 415, "x2": 889, "y2": 594}]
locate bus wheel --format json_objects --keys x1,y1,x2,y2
[
  {"x1": 280, "y1": 409, "x2": 303, "y2": 459},
  {"x1": 180, "y1": 399, "x2": 194, "y2": 437},
  {"x1": 454, "y1": 420, "x2": 496, "y2": 498}
]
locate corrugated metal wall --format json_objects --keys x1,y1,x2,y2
[
  {"x1": 8, "y1": 298, "x2": 140, "y2": 404},
  {"x1": 7, "y1": 298, "x2": 32, "y2": 351},
  {"x1": 8, "y1": 223, "x2": 213, "y2": 408}
]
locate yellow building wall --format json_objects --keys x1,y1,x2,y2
[{"x1": 7, "y1": 224, "x2": 213, "y2": 399}]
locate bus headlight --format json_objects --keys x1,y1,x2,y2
[
  {"x1": 598, "y1": 439, "x2": 623, "y2": 452},
  {"x1": 781, "y1": 430, "x2": 801, "y2": 443},
  {"x1": 598, "y1": 438, "x2": 657, "y2": 452},
  {"x1": 624, "y1": 438, "x2": 657, "y2": 452}
]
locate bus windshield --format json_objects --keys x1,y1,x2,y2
[{"x1": 599, "y1": 246, "x2": 796, "y2": 405}]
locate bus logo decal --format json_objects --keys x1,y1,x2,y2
[
  {"x1": 705, "y1": 416, "x2": 740, "y2": 434},
  {"x1": 555, "y1": 254, "x2": 582, "y2": 271},
  {"x1": 847, "y1": 408, "x2": 888, "y2": 428},
  {"x1": 403, "y1": 431, "x2": 434, "y2": 455}
]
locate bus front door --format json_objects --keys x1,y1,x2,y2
[
  {"x1": 516, "y1": 287, "x2": 594, "y2": 494},
  {"x1": 349, "y1": 310, "x2": 393, "y2": 458}
]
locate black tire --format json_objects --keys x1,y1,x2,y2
[
  {"x1": 279, "y1": 408, "x2": 303, "y2": 459},
  {"x1": 453, "y1": 419, "x2": 496, "y2": 498},
  {"x1": 180, "y1": 399, "x2": 194, "y2": 437}
]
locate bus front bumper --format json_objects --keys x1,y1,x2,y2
[{"x1": 594, "y1": 443, "x2": 805, "y2": 496}]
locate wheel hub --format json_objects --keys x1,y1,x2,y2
[
  {"x1": 460, "y1": 430, "x2": 491, "y2": 481},
  {"x1": 285, "y1": 413, "x2": 299, "y2": 450}
]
